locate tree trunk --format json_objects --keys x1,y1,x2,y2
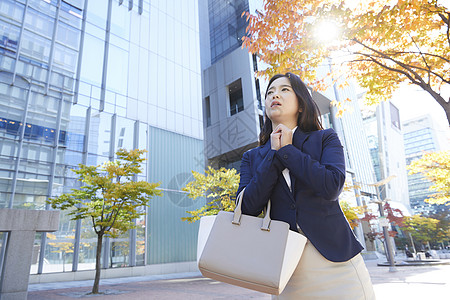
[
  {"x1": 445, "y1": 103, "x2": 450, "y2": 127},
  {"x1": 92, "y1": 233, "x2": 103, "y2": 294},
  {"x1": 422, "y1": 85, "x2": 450, "y2": 126}
]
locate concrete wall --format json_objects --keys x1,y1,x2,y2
[{"x1": 203, "y1": 47, "x2": 261, "y2": 162}]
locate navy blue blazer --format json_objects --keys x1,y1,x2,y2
[{"x1": 237, "y1": 128, "x2": 363, "y2": 262}]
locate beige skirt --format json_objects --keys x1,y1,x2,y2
[{"x1": 273, "y1": 241, "x2": 376, "y2": 300}]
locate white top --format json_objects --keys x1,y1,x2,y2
[{"x1": 281, "y1": 127, "x2": 297, "y2": 191}]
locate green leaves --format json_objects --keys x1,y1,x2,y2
[
  {"x1": 403, "y1": 215, "x2": 446, "y2": 244},
  {"x1": 181, "y1": 167, "x2": 240, "y2": 223},
  {"x1": 48, "y1": 149, "x2": 162, "y2": 238},
  {"x1": 407, "y1": 150, "x2": 450, "y2": 205}
]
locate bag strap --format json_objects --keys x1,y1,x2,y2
[{"x1": 233, "y1": 188, "x2": 272, "y2": 231}]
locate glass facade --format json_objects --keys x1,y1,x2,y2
[
  {"x1": 403, "y1": 118, "x2": 445, "y2": 214},
  {"x1": 208, "y1": 0, "x2": 248, "y2": 63},
  {"x1": 1, "y1": 0, "x2": 204, "y2": 275}
]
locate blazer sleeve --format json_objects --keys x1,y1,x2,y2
[
  {"x1": 275, "y1": 130, "x2": 346, "y2": 201},
  {"x1": 237, "y1": 148, "x2": 285, "y2": 216}
]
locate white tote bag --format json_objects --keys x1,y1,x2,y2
[{"x1": 197, "y1": 188, "x2": 307, "y2": 295}]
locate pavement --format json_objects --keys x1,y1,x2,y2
[{"x1": 27, "y1": 258, "x2": 450, "y2": 299}]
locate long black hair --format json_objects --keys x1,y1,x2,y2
[{"x1": 259, "y1": 72, "x2": 323, "y2": 145}]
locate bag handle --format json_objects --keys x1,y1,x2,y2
[{"x1": 232, "y1": 188, "x2": 271, "y2": 231}]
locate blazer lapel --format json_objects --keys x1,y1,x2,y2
[
  {"x1": 290, "y1": 129, "x2": 312, "y2": 191},
  {"x1": 258, "y1": 141, "x2": 271, "y2": 158}
]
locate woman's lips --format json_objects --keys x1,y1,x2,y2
[{"x1": 271, "y1": 100, "x2": 281, "y2": 107}]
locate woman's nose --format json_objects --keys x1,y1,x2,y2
[{"x1": 273, "y1": 94, "x2": 280, "y2": 99}]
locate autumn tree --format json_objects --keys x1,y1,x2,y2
[
  {"x1": 242, "y1": 0, "x2": 450, "y2": 124},
  {"x1": 339, "y1": 200, "x2": 363, "y2": 229},
  {"x1": 182, "y1": 167, "x2": 239, "y2": 223},
  {"x1": 403, "y1": 215, "x2": 446, "y2": 248},
  {"x1": 48, "y1": 149, "x2": 161, "y2": 294},
  {"x1": 407, "y1": 150, "x2": 450, "y2": 205}
]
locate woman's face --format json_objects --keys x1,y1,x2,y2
[{"x1": 265, "y1": 77, "x2": 300, "y2": 124}]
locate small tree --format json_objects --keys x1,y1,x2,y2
[
  {"x1": 181, "y1": 167, "x2": 239, "y2": 223},
  {"x1": 407, "y1": 150, "x2": 450, "y2": 205},
  {"x1": 403, "y1": 215, "x2": 442, "y2": 249},
  {"x1": 48, "y1": 149, "x2": 161, "y2": 294}
]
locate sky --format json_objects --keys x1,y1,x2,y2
[{"x1": 390, "y1": 84, "x2": 450, "y2": 150}]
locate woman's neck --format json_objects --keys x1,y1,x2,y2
[{"x1": 272, "y1": 120, "x2": 298, "y2": 130}]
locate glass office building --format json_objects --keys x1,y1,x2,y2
[
  {"x1": 403, "y1": 115, "x2": 447, "y2": 215},
  {"x1": 0, "y1": 0, "x2": 204, "y2": 275}
]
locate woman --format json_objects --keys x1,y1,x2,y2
[{"x1": 236, "y1": 72, "x2": 375, "y2": 299}]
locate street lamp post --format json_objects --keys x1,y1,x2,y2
[{"x1": 369, "y1": 175, "x2": 397, "y2": 272}]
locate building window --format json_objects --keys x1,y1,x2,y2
[
  {"x1": 228, "y1": 79, "x2": 243, "y2": 116},
  {"x1": 205, "y1": 96, "x2": 211, "y2": 127},
  {"x1": 390, "y1": 102, "x2": 401, "y2": 130}
]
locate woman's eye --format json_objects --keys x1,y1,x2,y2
[
  {"x1": 267, "y1": 91, "x2": 273, "y2": 95},
  {"x1": 282, "y1": 88, "x2": 289, "y2": 91}
]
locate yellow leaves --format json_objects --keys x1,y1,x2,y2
[
  {"x1": 181, "y1": 167, "x2": 240, "y2": 223},
  {"x1": 48, "y1": 149, "x2": 162, "y2": 238},
  {"x1": 407, "y1": 150, "x2": 450, "y2": 205},
  {"x1": 340, "y1": 200, "x2": 364, "y2": 229},
  {"x1": 243, "y1": 0, "x2": 450, "y2": 121}
]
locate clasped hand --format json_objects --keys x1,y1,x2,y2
[{"x1": 270, "y1": 124, "x2": 293, "y2": 151}]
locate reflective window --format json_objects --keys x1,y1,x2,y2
[
  {"x1": 53, "y1": 44, "x2": 78, "y2": 73},
  {"x1": 208, "y1": 0, "x2": 248, "y2": 63},
  {"x1": 110, "y1": 232, "x2": 130, "y2": 268},
  {"x1": 80, "y1": 34, "x2": 104, "y2": 86},
  {"x1": 57, "y1": 22, "x2": 81, "y2": 50},
  {"x1": 115, "y1": 116, "x2": 134, "y2": 151},
  {"x1": 136, "y1": 213, "x2": 146, "y2": 265},
  {"x1": 24, "y1": 7, "x2": 54, "y2": 39},
  {"x1": 0, "y1": 0, "x2": 25, "y2": 23},
  {"x1": 0, "y1": 177, "x2": 12, "y2": 208},
  {"x1": 28, "y1": 0, "x2": 57, "y2": 18},
  {"x1": 0, "y1": 233, "x2": 7, "y2": 274},
  {"x1": 20, "y1": 29, "x2": 52, "y2": 65},
  {"x1": 86, "y1": 0, "x2": 107, "y2": 29},
  {"x1": 228, "y1": 78, "x2": 243, "y2": 116},
  {"x1": 106, "y1": 45, "x2": 128, "y2": 95},
  {"x1": 42, "y1": 210, "x2": 77, "y2": 273},
  {"x1": 21, "y1": 143, "x2": 52, "y2": 163},
  {"x1": 111, "y1": 3, "x2": 130, "y2": 41},
  {"x1": 0, "y1": 19, "x2": 20, "y2": 53},
  {"x1": 0, "y1": 83, "x2": 28, "y2": 140},
  {"x1": 59, "y1": 1, "x2": 82, "y2": 28},
  {"x1": 62, "y1": 104, "x2": 87, "y2": 152},
  {"x1": 88, "y1": 111, "x2": 112, "y2": 157},
  {"x1": 205, "y1": 96, "x2": 211, "y2": 127},
  {"x1": 30, "y1": 233, "x2": 42, "y2": 274},
  {"x1": 78, "y1": 218, "x2": 97, "y2": 271}
]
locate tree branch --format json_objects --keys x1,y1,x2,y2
[
  {"x1": 409, "y1": 34, "x2": 431, "y2": 84},
  {"x1": 438, "y1": 12, "x2": 450, "y2": 48},
  {"x1": 354, "y1": 51, "x2": 450, "y2": 84},
  {"x1": 352, "y1": 38, "x2": 429, "y2": 86},
  {"x1": 357, "y1": 52, "x2": 420, "y2": 85},
  {"x1": 387, "y1": 51, "x2": 450, "y2": 64},
  {"x1": 92, "y1": 216, "x2": 99, "y2": 234}
]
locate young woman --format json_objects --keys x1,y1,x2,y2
[{"x1": 236, "y1": 72, "x2": 375, "y2": 299}]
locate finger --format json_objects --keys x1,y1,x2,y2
[{"x1": 273, "y1": 124, "x2": 283, "y2": 132}]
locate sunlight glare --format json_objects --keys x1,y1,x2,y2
[{"x1": 315, "y1": 20, "x2": 340, "y2": 44}]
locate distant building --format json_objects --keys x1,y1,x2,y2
[
  {"x1": 362, "y1": 101, "x2": 411, "y2": 212},
  {"x1": 403, "y1": 115, "x2": 448, "y2": 215}
]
